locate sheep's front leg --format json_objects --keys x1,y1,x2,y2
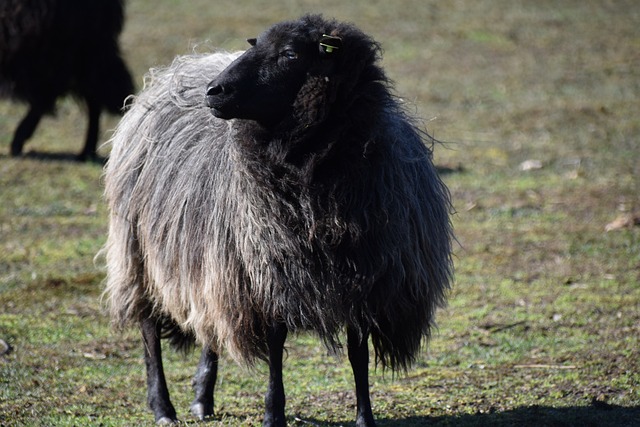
[
  {"x1": 10, "y1": 103, "x2": 45, "y2": 156},
  {"x1": 263, "y1": 323, "x2": 288, "y2": 427},
  {"x1": 141, "y1": 317, "x2": 177, "y2": 424},
  {"x1": 190, "y1": 347, "x2": 218, "y2": 420},
  {"x1": 347, "y1": 326, "x2": 376, "y2": 427}
]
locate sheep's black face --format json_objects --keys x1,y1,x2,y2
[{"x1": 206, "y1": 20, "x2": 341, "y2": 129}]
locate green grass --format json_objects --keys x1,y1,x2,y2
[{"x1": 1, "y1": 0, "x2": 639, "y2": 426}]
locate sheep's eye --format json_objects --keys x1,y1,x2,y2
[{"x1": 281, "y1": 49, "x2": 298, "y2": 60}]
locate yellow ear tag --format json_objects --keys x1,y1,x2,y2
[{"x1": 319, "y1": 34, "x2": 343, "y2": 54}]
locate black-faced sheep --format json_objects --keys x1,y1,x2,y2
[
  {"x1": 103, "y1": 14, "x2": 454, "y2": 426},
  {"x1": 0, "y1": 0, "x2": 133, "y2": 160}
]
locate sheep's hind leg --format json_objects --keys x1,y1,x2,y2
[
  {"x1": 141, "y1": 317, "x2": 177, "y2": 424},
  {"x1": 263, "y1": 323, "x2": 288, "y2": 427},
  {"x1": 347, "y1": 326, "x2": 376, "y2": 427},
  {"x1": 190, "y1": 347, "x2": 218, "y2": 420},
  {"x1": 10, "y1": 104, "x2": 45, "y2": 156}
]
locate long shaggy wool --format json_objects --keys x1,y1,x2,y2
[{"x1": 104, "y1": 49, "x2": 453, "y2": 370}]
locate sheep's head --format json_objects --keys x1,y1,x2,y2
[{"x1": 205, "y1": 15, "x2": 383, "y2": 130}]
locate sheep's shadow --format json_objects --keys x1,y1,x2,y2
[
  {"x1": 0, "y1": 150, "x2": 106, "y2": 164},
  {"x1": 435, "y1": 164, "x2": 465, "y2": 175},
  {"x1": 285, "y1": 403, "x2": 640, "y2": 426}
]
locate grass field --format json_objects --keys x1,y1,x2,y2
[{"x1": 1, "y1": 0, "x2": 639, "y2": 425}]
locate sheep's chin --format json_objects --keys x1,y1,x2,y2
[{"x1": 209, "y1": 108, "x2": 233, "y2": 120}]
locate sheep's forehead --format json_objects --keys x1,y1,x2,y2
[{"x1": 258, "y1": 22, "x2": 320, "y2": 48}]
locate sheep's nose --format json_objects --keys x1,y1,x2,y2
[{"x1": 206, "y1": 84, "x2": 224, "y2": 96}]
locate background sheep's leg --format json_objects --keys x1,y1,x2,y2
[
  {"x1": 141, "y1": 317, "x2": 177, "y2": 424},
  {"x1": 10, "y1": 104, "x2": 46, "y2": 156},
  {"x1": 78, "y1": 99, "x2": 101, "y2": 161},
  {"x1": 263, "y1": 323, "x2": 288, "y2": 427},
  {"x1": 347, "y1": 326, "x2": 376, "y2": 427},
  {"x1": 190, "y1": 347, "x2": 218, "y2": 420}
]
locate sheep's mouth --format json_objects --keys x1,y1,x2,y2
[
  {"x1": 207, "y1": 100, "x2": 237, "y2": 120},
  {"x1": 206, "y1": 92, "x2": 234, "y2": 119},
  {"x1": 209, "y1": 107, "x2": 232, "y2": 120}
]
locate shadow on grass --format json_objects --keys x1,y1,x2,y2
[
  {"x1": 291, "y1": 403, "x2": 640, "y2": 427},
  {"x1": 0, "y1": 151, "x2": 106, "y2": 164},
  {"x1": 436, "y1": 164, "x2": 465, "y2": 175}
]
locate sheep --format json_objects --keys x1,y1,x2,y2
[
  {"x1": 103, "y1": 14, "x2": 454, "y2": 426},
  {"x1": 0, "y1": 0, "x2": 133, "y2": 160}
]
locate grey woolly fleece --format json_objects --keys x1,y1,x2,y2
[{"x1": 103, "y1": 45, "x2": 453, "y2": 370}]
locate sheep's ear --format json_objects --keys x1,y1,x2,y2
[
  {"x1": 247, "y1": 38, "x2": 257, "y2": 46},
  {"x1": 319, "y1": 34, "x2": 342, "y2": 56}
]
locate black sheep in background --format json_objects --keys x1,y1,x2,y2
[{"x1": 0, "y1": 0, "x2": 133, "y2": 160}]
